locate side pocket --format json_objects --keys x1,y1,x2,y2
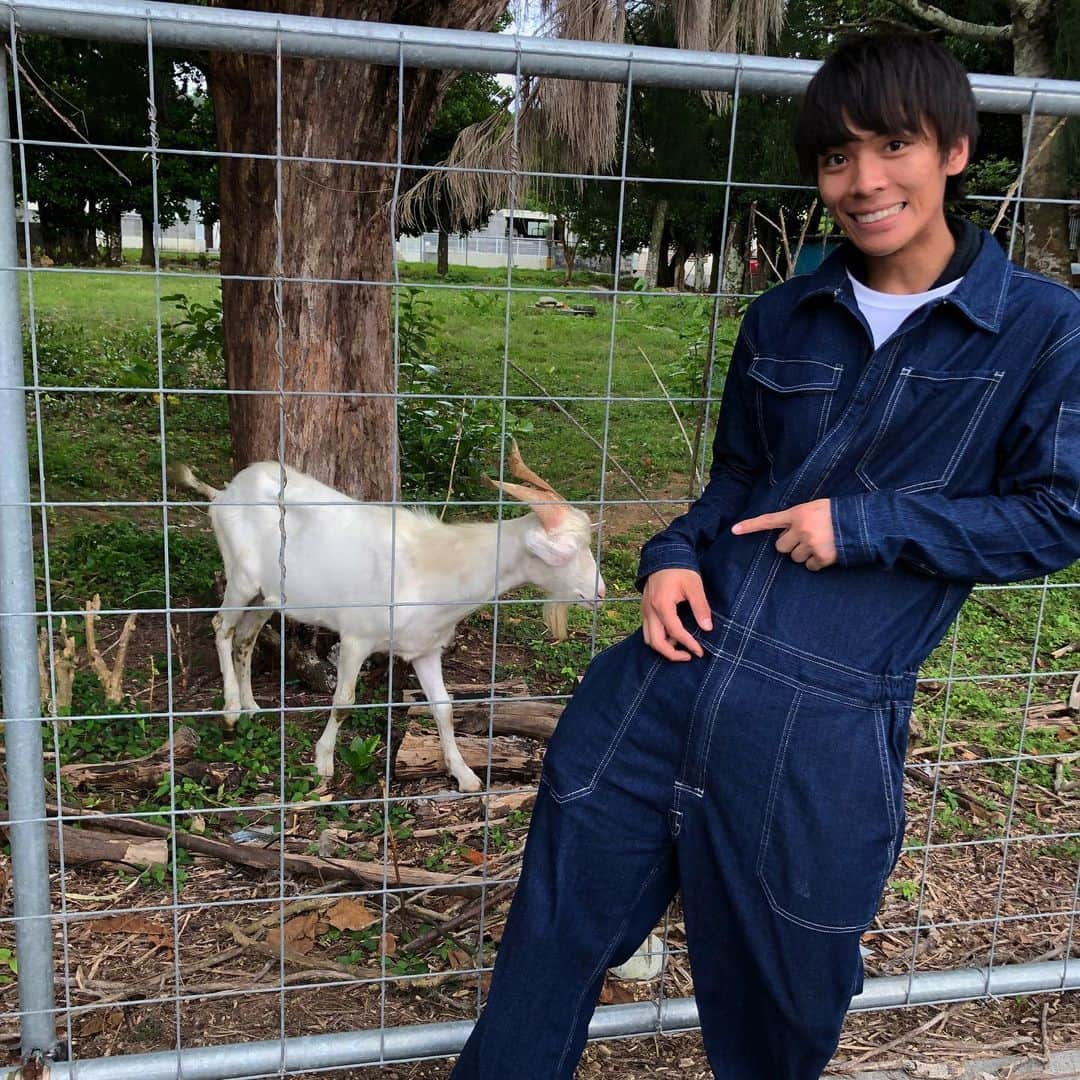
[
  {"x1": 1051, "y1": 404, "x2": 1080, "y2": 510},
  {"x1": 541, "y1": 630, "x2": 663, "y2": 803},
  {"x1": 757, "y1": 693, "x2": 898, "y2": 933}
]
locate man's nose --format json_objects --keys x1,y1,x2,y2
[{"x1": 850, "y1": 156, "x2": 888, "y2": 196}]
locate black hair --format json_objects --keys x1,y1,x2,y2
[{"x1": 792, "y1": 33, "x2": 979, "y2": 201}]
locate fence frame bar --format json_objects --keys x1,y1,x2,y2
[
  {"x1": 0, "y1": 0, "x2": 1078, "y2": 1073},
  {"x1": 0, "y1": 44, "x2": 59, "y2": 1064},
  {"x1": 5, "y1": 0, "x2": 1080, "y2": 115},
  {"x1": 0, "y1": 959, "x2": 1071, "y2": 1080}
]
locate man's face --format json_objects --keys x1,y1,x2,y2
[{"x1": 816, "y1": 115, "x2": 968, "y2": 262}]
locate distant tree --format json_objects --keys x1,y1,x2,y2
[
  {"x1": 402, "y1": 70, "x2": 507, "y2": 276},
  {"x1": 9, "y1": 37, "x2": 214, "y2": 264}
]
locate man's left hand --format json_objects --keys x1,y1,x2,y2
[{"x1": 731, "y1": 499, "x2": 837, "y2": 572}]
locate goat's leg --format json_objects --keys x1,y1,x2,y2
[
  {"x1": 234, "y1": 608, "x2": 271, "y2": 713},
  {"x1": 212, "y1": 589, "x2": 251, "y2": 735},
  {"x1": 412, "y1": 651, "x2": 482, "y2": 793},
  {"x1": 314, "y1": 636, "x2": 368, "y2": 779}
]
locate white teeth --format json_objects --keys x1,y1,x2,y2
[{"x1": 852, "y1": 203, "x2": 903, "y2": 224}]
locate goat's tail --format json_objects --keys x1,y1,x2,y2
[{"x1": 169, "y1": 463, "x2": 222, "y2": 501}]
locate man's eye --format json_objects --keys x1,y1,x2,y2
[
  {"x1": 822, "y1": 153, "x2": 846, "y2": 167},
  {"x1": 886, "y1": 139, "x2": 908, "y2": 152}
]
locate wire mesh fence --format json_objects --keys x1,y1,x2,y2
[{"x1": 0, "y1": 1, "x2": 1078, "y2": 1077}]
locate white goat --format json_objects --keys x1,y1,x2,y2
[{"x1": 176, "y1": 445, "x2": 605, "y2": 792}]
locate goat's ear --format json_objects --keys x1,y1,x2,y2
[
  {"x1": 484, "y1": 475, "x2": 567, "y2": 532},
  {"x1": 524, "y1": 527, "x2": 579, "y2": 567}
]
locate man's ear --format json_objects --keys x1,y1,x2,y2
[{"x1": 945, "y1": 135, "x2": 970, "y2": 176}]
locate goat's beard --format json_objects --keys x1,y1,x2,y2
[{"x1": 542, "y1": 601, "x2": 569, "y2": 641}]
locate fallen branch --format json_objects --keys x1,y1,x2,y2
[
  {"x1": 45, "y1": 825, "x2": 168, "y2": 870},
  {"x1": 402, "y1": 880, "x2": 516, "y2": 955},
  {"x1": 904, "y1": 765, "x2": 1006, "y2": 825},
  {"x1": 395, "y1": 731, "x2": 544, "y2": 783},
  {"x1": 989, "y1": 117, "x2": 1067, "y2": 235},
  {"x1": 46, "y1": 806, "x2": 489, "y2": 894},
  {"x1": 59, "y1": 725, "x2": 239, "y2": 791},
  {"x1": 408, "y1": 699, "x2": 561, "y2": 740}
]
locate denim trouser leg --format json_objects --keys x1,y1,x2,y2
[
  {"x1": 449, "y1": 787, "x2": 679, "y2": 1079},
  {"x1": 450, "y1": 622, "x2": 910, "y2": 1079}
]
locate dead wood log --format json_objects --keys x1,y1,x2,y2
[
  {"x1": 395, "y1": 732, "x2": 545, "y2": 782},
  {"x1": 408, "y1": 699, "x2": 561, "y2": 740},
  {"x1": 45, "y1": 825, "x2": 168, "y2": 869},
  {"x1": 59, "y1": 726, "x2": 239, "y2": 791},
  {"x1": 45, "y1": 808, "x2": 487, "y2": 894}
]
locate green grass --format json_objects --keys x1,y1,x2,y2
[{"x1": 20, "y1": 259, "x2": 1080, "y2": 821}]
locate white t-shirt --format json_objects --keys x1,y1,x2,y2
[{"x1": 847, "y1": 270, "x2": 961, "y2": 351}]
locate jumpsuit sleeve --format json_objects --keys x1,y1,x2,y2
[
  {"x1": 635, "y1": 317, "x2": 766, "y2": 592},
  {"x1": 830, "y1": 334, "x2": 1080, "y2": 584}
]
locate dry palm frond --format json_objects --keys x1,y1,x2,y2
[
  {"x1": 401, "y1": 83, "x2": 544, "y2": 235},
  {"x1": 400, "y1": 0, "x2": 783, "y2": 230}
]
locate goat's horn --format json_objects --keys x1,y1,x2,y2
[
  {"x1": 484, "y1": 475, "x2": 567, "y2": 532},
  {"x1": 507, "y1": 439, "x2": 562, "y2": 499}
]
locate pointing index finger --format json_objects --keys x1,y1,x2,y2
[{"x1": 732, "y1": 511, "x2": 786, "y2": 535}]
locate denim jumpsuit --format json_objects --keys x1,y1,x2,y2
[{"x1": 451, "y1": 231, "x2": 1080, "y2": 1079}]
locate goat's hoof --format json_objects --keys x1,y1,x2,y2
[{"x1": 455, "y1": 772, "x2": 483, "y2": 794}]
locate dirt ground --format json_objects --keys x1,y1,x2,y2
[{"x1": 1, "y1": 599, "x2": 1077, "y2": 1078}]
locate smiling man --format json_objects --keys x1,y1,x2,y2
[{"x1": 450, "y1": 33, "x2": 1080, "y2": 1080}]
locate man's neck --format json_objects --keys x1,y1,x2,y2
[{"x1": 863, "y1": 214, "x2": 957, "y2": 294}]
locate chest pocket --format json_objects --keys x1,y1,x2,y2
[
  {"x1": 747, "y1": 355, "x2": 843, "y2": 485},
  {"x1": 856, "y1": 367, "x2": 1004, "y2": 495}
]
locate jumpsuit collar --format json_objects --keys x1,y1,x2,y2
[{"x1": 793, "y1": 219, "x2": 1012, "y2": 335}]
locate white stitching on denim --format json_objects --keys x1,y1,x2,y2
[
  {"x1": 895, "y1": 371, "x2": 1004, "y2": 495},
  {"x1": 855, "y1": 368, "x2": 1003, "y2": 496},
  {"x1": 992, "y1": 261, "x2": 1012, "y2": 327},
  {"x1": 874, "y1": 705, "x2": 898, "y2": 843},
  {"x1": 855, "y1": 367, "x2": 909, "y2": 491},
  {"x1": 707, "y1": 611, "x2": 905, "y2": 681},
  {"x1": 756, "y1": 689, "x2": 801, "y2": 880},
  {"x1": 553, "y1": 856, "x2": 668, "y2": 1077},
  {"x1": 544, "y1": 652, "x2": 664, "y2": 803},
  {"x1": 1050, "y1": 403, "x2": 1080, "y2": 511},
  {"x1": 753, "y1": 386, "x2": 776, "y2": 486},
  {"x1": 711, "y1": 653, "x2": 879, "y2": 710},
  {"x1": 756, "y1": 691, "x2": 891, "y2": 934},
  {"x1": 676, "y1": 650, "x2": 722, "y2": 785},
  {"x1": 1012, "y1": 269, "x2": 1080, "y2": 320},
  {"x1": 856, "y1": 496, "x2": 872, "y2": 561}
]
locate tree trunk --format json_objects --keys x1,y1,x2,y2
[
  {"x1": 103, "y1": 203, "x2": 123, "y2": 265},
  {"x1": 437, "y1": 227, "x2": 450, "y2": 276},
  {"x1": 1011, "y1": 3, "x2": 1070, "y2": 280},
  {"x1": 672, "y1": 237, "x2": 690, "y2": 291},
  {"x1": 39, "y1": 198, "x2": 96, "y2": 264},
  {"x1": 208, "y1": 0, "x2": 505, "y2": 501},
  {"x1": 140, "y1": 214, "x2": 156, "y2": 267},
  {"x1": 656, "y1": 220, "x2": 674, "y2": 287},
  {"x1": 644, "y1": 197, "x2": 667, "y2": 288},
  {"x1": 722, "y1": 213, "x2": 746, "y2": 296}
]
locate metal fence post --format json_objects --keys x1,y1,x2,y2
[{"x1": 0, "y1": 46, "x2": 59, "y2": 1062}]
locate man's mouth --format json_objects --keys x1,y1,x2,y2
[{"x1": 850, "y1": 202, "x2": 906, "y2": 224}]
